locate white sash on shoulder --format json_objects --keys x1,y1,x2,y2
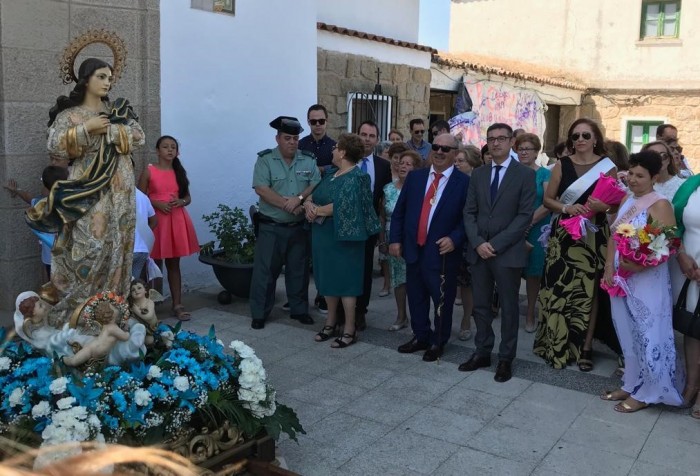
[{"x1": 558, "y1": 157, "x2": 615, "y2": 209}]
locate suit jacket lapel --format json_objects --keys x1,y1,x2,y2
[
  {"x1": 432, "y1": 171, "x2": 458, "y2": 219},
  {"x1": 492, "y1": 161, "x2": 519, "y2": 208}
]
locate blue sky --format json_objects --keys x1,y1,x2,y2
[{"x1": 418, "y1": 0, "x2": 451, "y2": 50}]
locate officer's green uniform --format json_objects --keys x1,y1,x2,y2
[{"x1": 250, "y1": 146, "x2": 321, "y2": 321}]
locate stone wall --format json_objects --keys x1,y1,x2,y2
[
  {"x1": 0, "y1": 0, "x2": 160, "y2": 311},
  {"x1": 557, "y1": 92, "x2": 700, "y2": 170},
  {"x1": 317, "y1": 48, "x2": 431, "y2": 140}
]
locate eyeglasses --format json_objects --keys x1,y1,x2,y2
[
  {"x1": 431, "y1": 144, "x2": 456, "y2": 153},
  {"x1": 413, "y1": 129, "x2": 425, "y2": 134},
  {"x1": 571, "y1": 132, "x2": 592, "y2": 141},
  {"x1": 486, "y1": 135, "x2": 512, "y2": 144},
  {"x1": 309, "y1": 119, "x2": 326, "y2": 126},
  {"x1": 517, "y1": 147, "x2": 537, "y2": 153}
]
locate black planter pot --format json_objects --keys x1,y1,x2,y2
[{"x1": 198, "y1": 250, "x2": 254, "y2": 302}]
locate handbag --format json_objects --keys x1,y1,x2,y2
[{"x1": 673, "y1": 279, "x2": 700, "y2": 339}]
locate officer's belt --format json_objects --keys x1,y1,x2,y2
[{"x1": 258, "y1": 215, "x2": 304, "y2": 227}]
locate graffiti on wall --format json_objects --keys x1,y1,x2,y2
[{"x1": 449, "y1": 79, "x2": 546, "y2": 147}]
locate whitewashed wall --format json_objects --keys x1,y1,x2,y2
[
  {"x1": 160, "y1": 0, "x2": 318, "y2": 289},
  {"x1": 317, "y1": 0, "x2": 420, "y2": 43}
]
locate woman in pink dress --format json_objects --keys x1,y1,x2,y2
[{"x1": 138, "y1": 135, "x2": 199, "y2": 320}]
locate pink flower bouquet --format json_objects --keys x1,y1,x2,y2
[
  {"x1": 600, "y1": 218, "x2": 681, "y2": 297},
  {"x1": 560, "y1": 173, "x2": 627, "y2": 240}
]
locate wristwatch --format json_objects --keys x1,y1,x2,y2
[{"x1": 297, "y1": 194, "x2": 304, "y2": 202}]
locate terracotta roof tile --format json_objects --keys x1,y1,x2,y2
[
  {"x1": 317, "y1": 22, "x2": 437, "y2": 54},
  {"x1": 433, "y1": 52, "x2": 588, "y2": 91}
]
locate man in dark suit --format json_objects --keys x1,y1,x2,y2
[
  {"x1": 390, "y1": 133, "x2": 469, "y2": 361},
  {"x1": 460, "y1": 123, "x2": 535, "y2": 382},
  {"x1": 355, "y1": 120, "x2": 393, "y2": 330}
]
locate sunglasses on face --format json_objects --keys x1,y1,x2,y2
[
  {"x1": 309, "y1": 119, "x2": 326, "y2": 126},
  {"x1": 431, "y1": 144, "x2": 456, "y2": 153},
  {"x1": 659, "y1": 152, "x2": 670, "y2": 159},
  {"x1": 669, "y1": 145, "x2": 683, "y2": 153},
  {"x1": 413, "y1": 129, "x2": 425, "y2": 134},
  {"x1": 571, "y1": 132, "x2": 593, "y2": 141}
]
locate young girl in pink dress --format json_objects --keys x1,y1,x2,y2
[{"x1": 138, "y1": 136, "x2": 199, "y2": 320}]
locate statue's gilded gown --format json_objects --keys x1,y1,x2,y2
[{"x1": 40, "y1": 103, "x2": 145, "y2": 326}]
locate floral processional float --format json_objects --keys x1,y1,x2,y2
[{"x1": 0, "y1": 29, "x2": 303, "y2": 474}]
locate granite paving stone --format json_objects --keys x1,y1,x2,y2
[
  {"x1": 402, "y1": 405, "x2": 484, "y2": 446},
  {"x1": 468, "y1": 420, "x2": 560, "y2": 464},
  {"x1": 287, "y1": 376, "x2": 367, "y2": 408},
  {"x1": 373, "y1": 373, "x2": 454, "y2": 405},
  {"x1": 433, "y1": 446, "x2": 537, "y2": 476},
  {"x1": 637, "y1": 431, "x2": 700, "y2": 474},
  {"x1": 559, "y1": 415, "x2": 649, "y2": 458},
  {"x1": 456, "y1": 369, "x2": 532, "y2": 399},
  {"x1": 648, "y1": 408, "x2": 700, "y2": 445},
  {"x1": 535, "y1": 440, "x2": 635, "y2": 476},
  {"x1": 626, "y1": 460, "x2": 698, "y2": 476},
  {"x1": 493, "y1": 400, "x2": 579, "y2": 439},
  {"x1": 304, "y1": 411, "x2": 393, "y2": 454},
  {"x1": 344, "y1": 388, "x2": 425, "y2": 426},
  {"x1": 340, "y1": 426, "x2": 459, "y2": 475},
  {"x1": 432, "y1": 386, "x2": 515, "y2": 422}
]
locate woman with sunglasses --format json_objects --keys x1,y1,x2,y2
[
  {"x1": 535, "y1": 118, "x2": 622, "y2": 372},
  {"x1": 666, "y1": 139, "x2": 693, "y2": 178},
  {"x1": 641, "y1": 141, "x2": 685, "y2": 200},
  {"x1": 515, "y1": 133, "x2": 551, "y2": 333}
]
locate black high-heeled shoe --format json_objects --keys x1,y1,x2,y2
[
  {"x1": 578, "y1": 349, "x2": 594, "y2": 372},
  {"x1": 314, "y1": 325, "x2": 335, "y2": 342}
]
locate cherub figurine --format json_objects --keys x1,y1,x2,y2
[
  {"x1": 63, "y1": 301, "x2": 130, "y2": 367},
  {"x1": 17, "y1": 294, "x2": 51, "y2": 339},
  {"x1": 128, "y1": 279, "x2": 162, "y2": 346}
]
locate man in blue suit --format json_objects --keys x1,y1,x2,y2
[{"x1": 389, "y1": 133, "x2": 469, "y2": 362}]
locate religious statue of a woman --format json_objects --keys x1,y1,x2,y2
[{"x1": 27, "y1": 50, "x2": 145, "y2": 327}]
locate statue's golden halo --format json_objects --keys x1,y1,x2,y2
[{"x1": 59, "y1": 29, "x2": 127, "y2": 85}]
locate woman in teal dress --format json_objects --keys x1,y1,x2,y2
[
  {"x1": 304, "y1": 133, "x2": 381, "y2": 348},
  {"x1": 380, "y1": 150, "x2": 422, "y2": 331},
  {"x1": 515, "y1": 133, "x2": 551, "y2": 333}
]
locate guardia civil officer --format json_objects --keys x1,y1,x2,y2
[{"x1": 250, "y1": 116, "x2": 322, "y2": 329}]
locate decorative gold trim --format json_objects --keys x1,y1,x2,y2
[
  {"x1": 114, "y1": 125, "x2": 130, "y2": 155},
  {"x1": 65, "y1": 126, "x2": 83, "y2": 158},
  {"x1": 59, "y1": 29, "x2": 127, "y2": 85}
]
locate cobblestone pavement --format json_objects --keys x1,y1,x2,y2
[{"x1": 167, "y1": 272, "x2": 700, "y2": 476}]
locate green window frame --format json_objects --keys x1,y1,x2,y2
[
  {"x1": 626, "y1": 120, "x2": 664, "y2": 153},
  {"x1": 640, "y1": 1, "x2": 681, "y2": 39}
]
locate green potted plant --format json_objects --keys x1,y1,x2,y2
[{"x1": 199, "y1": 204, "x2": 256, "y2": 302}]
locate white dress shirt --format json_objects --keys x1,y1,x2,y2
[
  {"x1": 490, "y1": 156, "x2": 513, "y2": 193},
  {"x1": 424, "y1": 165, "x2": 454, "y2": 229},
  {"x1": 358, "y1": 154, "x2": 376, "y2": 192}
]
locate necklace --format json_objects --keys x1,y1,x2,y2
[
  {"x1": 331, "y1": 167, "x2": 353, "y2": 181},
  {"x1": 429, "y1": 176, "x2": 442, "y2": 205}
]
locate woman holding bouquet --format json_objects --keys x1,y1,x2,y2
[
  {"x1": 602, "y1": 151, "x2": 683, "y2": 412},
  {"x1": 535, "y1": 118, "x2": 622, "y2": 371}
]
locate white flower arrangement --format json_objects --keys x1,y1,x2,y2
[
  {"x1": 0, "y1": 356, "x2": 11, "y2": 371},
  {"x1": 49, "y1": 377, "x2": 68, "y2": 395},
  {"x1": 229, "y1": 340, "x2": 275, "y2": 418},
  {"x1": 9, "y1": 387, "x2": 24, "y2": 407}
]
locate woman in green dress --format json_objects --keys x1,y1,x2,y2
[
  {"x1": 514, "y1": 133, "x2": 551, "y2": 333},
  {"x1": 303, "y1": 133, "x2": 381, "y2": 348}
]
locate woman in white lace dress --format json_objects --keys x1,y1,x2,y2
[{"x1": 602, "y1": 150, "x2": 684, "y2": 413}]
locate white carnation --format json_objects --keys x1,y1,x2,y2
[
  {"x1": 147, "y1": 365, "x2": 162, "y2": 379},
  {"x1": 57, "y1": 396, "x2": 76, "y2": 410},
  {"x1": 134, "y1": 389, "x2": 152, "y2": 406},
  {"x1": 49, "y1": 377, "x2": 68, "y2": 395},
  {"x1": 88, "y1": 414, "x2": 101, "y2": 429},
  {"x1": 31, "y1": 401, "x2": 51, "y2": 418},
  {"x1": 229, "y1": 341, "x2": 256, "y2": 359},
  {"x1": 0, "y1": 356, "x2": 11, "y2": 371},
  {"x1": 9, "y1": 388, "x2": 24, "y2": 407},
  {"x1": 173, "y1": 376, "x2": 189, "y2": 392}
]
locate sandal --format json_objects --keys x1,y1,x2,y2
[
  {"x1": 691, "y1": 403, "x2": 700, "y2": 419},
  {"x1": 614, "y1": 398, "x2": 648, "y2": 413},
  {"x1": 600, "y1": 389, "x2": 629, "y2": 401},
  {"x1": 578, "y1": 349, "x2": 594, "y2": 372},
  {"x1": 388, "y1": 320, "x2": 408, "y2": 331},
  {"x1": 314, "y1": 325, "x2": 335, "y2": 342},
  {"x1": 172, "y1": 305, "x2": 191, "y2": 321},
  {"x1": 331, "y1": 332, "x2": 357, "y2": 349}
]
